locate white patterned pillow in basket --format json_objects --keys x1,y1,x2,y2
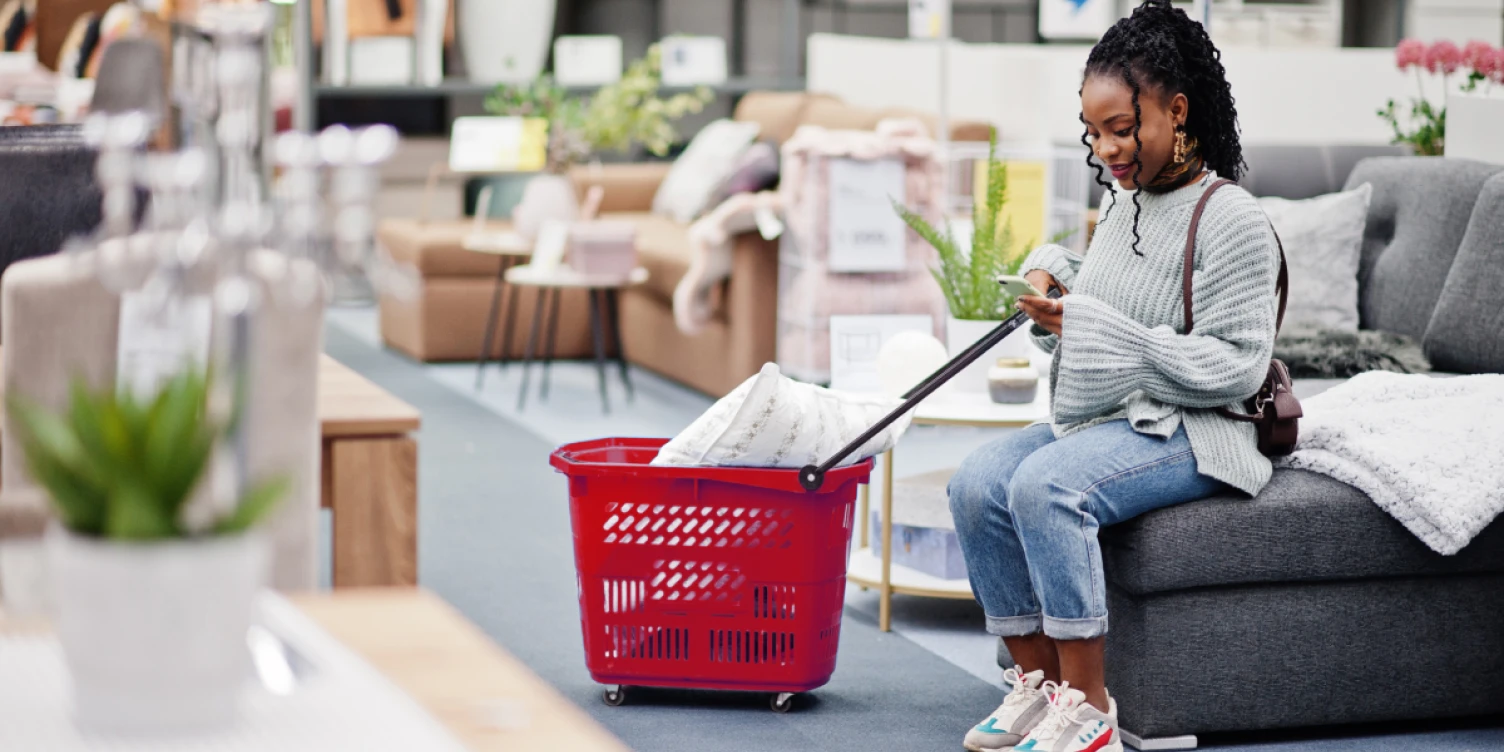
[{"x1": 652, "y1": 363, "x2": 912, "y2": 468}]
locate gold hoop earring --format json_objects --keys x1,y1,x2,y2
[{"x1": 1173, "y1": 127, "x2": 1190, "y2": 164}]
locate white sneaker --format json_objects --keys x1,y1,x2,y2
[
  {"x1": 963, "y1": 667, "x2": 1054, "y2": 751},
  {"x1": 1012, "y1": 684, "x2": 1121, "y2": 752}
]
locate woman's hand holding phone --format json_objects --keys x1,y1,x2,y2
[{"x1": 1017, "y1": 270, "x2": 1066, "y2": 336}]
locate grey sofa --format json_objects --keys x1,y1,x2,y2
[{"x1": 1010, "y1": 155, "x2": 1504, "y2": 748}]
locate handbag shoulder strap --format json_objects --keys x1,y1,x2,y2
[{"x1": 1182, "y1": 178, "x2": 1289, "y2": 334}]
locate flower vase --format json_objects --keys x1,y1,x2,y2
[
  {"x1": 47, "y1": 526, "x2": 269, "y2": 734},
  {"x1": 512, "y1": 173, "x2": 580, "y2": 242}
]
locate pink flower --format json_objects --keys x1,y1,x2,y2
[
  {"x1": 1492, "y1": 49, "x2": 1504, "y2": 83},
  {"x1": 1463, "y1": 40, "x2": 1496, "y2": 72},
  {"x1": 1395, "y1": 38, "x2": 1426, "y2": 71},
  {"x1": 1425, "y1": 40, "x2": 1463, "y2": 74}
]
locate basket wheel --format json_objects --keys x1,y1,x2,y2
[
  {"x1": 603, "y1": 685, "x2": 628, "y2": 707},
  {"x1": 771, "y1": 692, "x2": 796, "y2": 713}
]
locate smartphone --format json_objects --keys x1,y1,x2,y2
[{"x1": 997, "y1": 274, "x2": 1046, "y2": 299}]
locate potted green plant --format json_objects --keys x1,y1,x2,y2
[
  {"x1": 485, "y1": 44, "x2": 710, "y2": 238},
  {"x1": 8, "y1": 367, "x2": 287, "y2": 734},
  {"x1": 894, "y1": 131, "x2": 1036, "y2": 393}
]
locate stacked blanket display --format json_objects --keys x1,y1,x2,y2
[
  {"x1": 1275, "y1": 371, "x2": 1504, "y2": 555},
  {"x1": 775, "y1": 119, "x2": 948, "y2": 383}
]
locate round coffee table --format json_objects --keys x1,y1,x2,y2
[
  {"x1": 847, "y1": 386, "x2": 1051, "y2": 632},
  {"x1": 503, "y1": 264, "x2": 649, "y2": 413},
  {"x1": 467, "y1": 229, "x2": 533, "y2": 390}
]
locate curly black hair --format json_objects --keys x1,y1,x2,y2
[{"x1": 1082, "y1": 0, "x2": 1244, "y2": 254}]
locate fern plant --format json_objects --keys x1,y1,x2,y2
[
  {"x1": 7, "y1": 368, "x2": 287, "y2": 541},
  {"x1": 894, "y1": 130, "x2": 1033, "y2": 321}
]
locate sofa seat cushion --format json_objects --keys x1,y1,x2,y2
[
  {"x1": 1102, "y1": 468, "x2": 1504, "y2": 596},
  {"x1": 378, "y1": 218, "x2": 514, "y2": 278}
]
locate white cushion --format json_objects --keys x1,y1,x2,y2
[
  {"x1": 1258, "y1": 183, "x2": 1373, "y2": 332},
  {"x1": 651, "y1": 119, "x2": 761, "y2": 224},
  {"x1": 652, "y1": 363, "x2": 912, "y2": 468}
]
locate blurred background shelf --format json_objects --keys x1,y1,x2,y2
[{"x1": 313, "y1": 75, "x2": 808, "y2": 99}]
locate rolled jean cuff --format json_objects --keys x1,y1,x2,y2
[
  {"x1": 986, "y1": 613, "x2": 1044, "y2": 637},
  {"x1": 1043, "y1": 614, "x2": 1109, "y2": 640}
]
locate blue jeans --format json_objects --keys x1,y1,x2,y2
[{"x1": 948, "y1": 420, "x2": 1227, "y2": 640}]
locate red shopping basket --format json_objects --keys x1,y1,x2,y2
[
  {"x1": 550, "y1": 437, "x2": 872, "y2": 712},
  {"x1": 551, "y1": 292, "x2": 1059, "y2": 711}
]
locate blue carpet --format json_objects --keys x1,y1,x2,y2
[{"x1": 322, "y1": 318, "x2": 1504, "y2": 752}]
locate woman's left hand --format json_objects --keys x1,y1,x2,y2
[{"x1": 1017, "y1": 295, "x2": 1064, "y2": 337}]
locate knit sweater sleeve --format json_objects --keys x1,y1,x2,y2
[
  {"x1": 1018, "y1": 243, "x2": 1082, "y2": 353},
  {"x1": 1050, "y1": 193, "x2": 1279, "y2": 421}
]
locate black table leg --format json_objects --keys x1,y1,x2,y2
[
  {"x1": 498, "y1": 260, "x2": 523, "y2": 373},
  {"x1": 540, "y1": 287, "x2": 561, "y2": 401},
  {"x1": 516, "y1": 286, "x2": 547, "y2": 411},
  {"x1": 605, "y1": 288, "x2": 633, "y2": 402},
  {"x1": 589, "y1": 288, "x2": 611, "y2": 414},
  {"x1": 474, "y1": 257, "x2": 509, "y2": 390}
]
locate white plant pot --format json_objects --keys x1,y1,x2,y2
[
  {"x1": 46, "y1": 526, "x2": 269, "y2": 735},
  {"x1": 945, "y1": 316, "x2": 1034, "y2": 394},
  {"x1": 512, "y1": 173, "x2": 580, "y2": 242},
  {"x1": 459, "y1": 0, "x2": 556, "y2": 84}
]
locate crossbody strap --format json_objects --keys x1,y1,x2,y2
[{"x1": 1182, "y1": 179, "x2": 1289, "y2": 335}]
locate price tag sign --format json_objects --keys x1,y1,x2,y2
[
  {"x1": 909, "y1": 0, "x2": 951, "y2": 39},
  {"x1": 829, "y1": 315, "x2": 935, "y2": 394},
  {"x1": 659, "y1": 36, "x2": 728, "y2": 86},
  {"x1": 554, "y1": 35, "x2": 623, "y2": 87},
  {"x1": 116, "y1": 292, "x2": 214, "y2": 401},
  {"x1": 449, "y1": 117, "x2": 548, "y2": 174},
  {"x1": 828, "y1": 157, "x2": 907, "y2": 273}
]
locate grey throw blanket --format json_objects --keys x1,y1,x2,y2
[{"x1": 1274, "y1": 327, "x2": 1431, "y2": 379}]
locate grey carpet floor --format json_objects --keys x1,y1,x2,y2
[{"x1": 323, "y1": 321, "x2": 1504, "y2": 752}]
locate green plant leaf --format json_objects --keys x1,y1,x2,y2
[
  {"x1": 212, "y1": 475, "x2": 290, "y2": 535},
  {"x1": 105, "y1": 481, "x2": 179, "y2": 540}
]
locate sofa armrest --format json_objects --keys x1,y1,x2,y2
[
  {"x1": 723, "y1": 231, "x2": 780, "y2": 380},
  {"x1": 569, "y1": 162, "x2": 674, "y2": 214}
]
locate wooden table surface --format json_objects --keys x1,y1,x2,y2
[
  {"x1": 317, "y1": 355, "x2": 423, "y2": 438},
  {"x1": 294, "y1": 589, "x2": 630, "y2": 752}
]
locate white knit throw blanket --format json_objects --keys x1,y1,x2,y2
[{"x1": 1274, "y1": 371, "x2": 1504, "y2": 555}]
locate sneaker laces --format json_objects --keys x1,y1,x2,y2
[
  {"x1": 1026, "y1": 682, "x2": 1084, "y2": 745},
  {"x1": 1000, "y1": 666, "x2": 1052, "y2": 709}
]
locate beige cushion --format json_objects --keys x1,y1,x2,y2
[{"x1": 378, "y1": 218, "x2": 512, "y2": 278}]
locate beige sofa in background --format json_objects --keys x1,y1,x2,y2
[{"x1": 377, "y1": 91, "x2": 991, "y2": 397}]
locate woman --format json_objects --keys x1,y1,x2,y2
[{"x1": 950, "y1": 3, "x2": 1280, "y2": 751}]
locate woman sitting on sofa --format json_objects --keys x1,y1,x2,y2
[{"x1": 948, "y1": 2, "x2": 1281, "y2": 751}]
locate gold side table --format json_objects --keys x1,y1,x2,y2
[{"x1": 848, "y1": 388, "x2": 1050, "y2": 632}]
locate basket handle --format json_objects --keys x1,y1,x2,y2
[{"x1": 799, "y1": 287, "x2": 1062, "y2": 492}]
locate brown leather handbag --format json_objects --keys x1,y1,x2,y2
[{"x1": 1183, "y1": 179, "x2": 1302, "y2": 456}]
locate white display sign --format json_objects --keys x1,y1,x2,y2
[
  {"x1": 828, "y1": 158, "x2": 908, "y2": 273},
  {"x1": 116, "y1": 292, "x2": 213, "y2": 402},
  {"x1": 909, "y1": 0, "x2": 952, "y2": 39},
  {"x1": 448, "y1": 116, "x2": 547, "y2": 173},
  {"x1": 829, "y1": 315, "x2": 935, "y2": 394},
  {"x1": 1038, "y1": 0, "x2": 1120, "y2": 40},
  {"x1": 554, "y1": 35, "x2": 623, "y2": 87},
  {"x1": 660, "y1": 36, "x2": 728, "y2": 86}
]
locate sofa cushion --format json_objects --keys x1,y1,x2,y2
[
  {"x1": 1101, "y1": 468, "x2": 1504, "y2": 596},
  {"x1": 1344, "y1": 157, "x2": 1504, "y2": 341},
  {"x1": 599, "y1": 211, "x2": 695, "y2": 308},
  {"x1": 1424, "y1": 171, "x2": 1504, "y2": 374},
  {"x1": 377, "y1": 218, "x2": 513, "y2": 278},
  {"x1": 734, "y1": 91, "x2": 836, "y2": 144}
]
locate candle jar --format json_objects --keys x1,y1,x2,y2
[{"x1": 987, "y1": 358, "x2": 1038, "y2": 404}]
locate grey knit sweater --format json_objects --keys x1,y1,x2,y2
[{"x1": 1021, "y1": 171, "x2": 1281, "y2": 496}]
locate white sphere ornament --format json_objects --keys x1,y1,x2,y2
[{"x1": 876, "y1": 331, "x2": 949, "y2": 398}]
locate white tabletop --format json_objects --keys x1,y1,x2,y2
[
  {"x1": 504, "y1": 265, "x2": 649, "y2": 290},
  {"x1": 463, "y1": 231, "x2": 532, "y2": 256},
  {"x1": 911, "y1": 384, "x2": 1050, "y2": 427}
]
